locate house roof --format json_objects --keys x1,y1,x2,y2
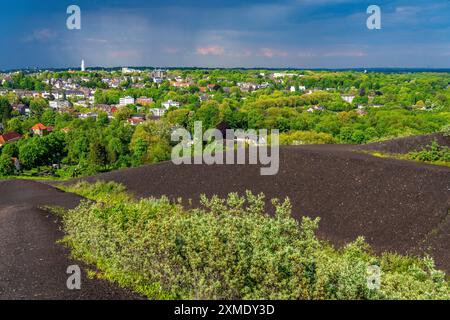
[
  {"x1": 127, "y1": 118, "x2": 145, "y2": 124},
  {"x1": 0, "y1": 132, "x2": 23, "y2": 145},
  {"x1": 32, "y1": 123, "x2": 47, "y2": 130}
]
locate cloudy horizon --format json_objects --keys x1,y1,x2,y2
[{"x1": 2, "y1": 0, "x2": 450, "y2": 69}]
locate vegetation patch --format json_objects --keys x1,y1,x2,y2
[
  {"x1": 366, "y1": 141, "x2": 450, "y2": 167},
  {"x1": 53, "y1": 181, "x2": 450, "y2": 300},
  {"x1": 408, "y1": 141, "x2": 450, "y2": 165},
  {"x1": 279, "y1": 131, "x2": 336, "y2": 145}
]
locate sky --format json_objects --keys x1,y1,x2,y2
[{"x1": 1, "y1": 0, "x2": 450, "y2": 69}]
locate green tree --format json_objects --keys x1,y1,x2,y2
[
  {"x1": 18, "y1": 137, "x2": 48, "y2": 169},
  {"x1": 29, "y1": 98, "x2": 48, "y2": 117},
  {"x1": 131, "y1": 138, "x2": 148, "y2": 166},
  {"x1": 89, "y1": 141, "x2": 108, "y2": 168},
  {"x1": 6, "y1": 118, "x2": 23, "y2": 134},
  {"x1": 0, "y1": 97, "x2": 12, "y2": 127},
  {"x1": 0, "y1": 155, "x2": 14, "y2": 176},
  {"x1": 41, "y1": 109, "x2": 57, "y2": 126}
]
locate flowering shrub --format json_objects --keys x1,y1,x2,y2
[{"x1": 57, "y1": 181, "x2": 450, "y2": 300}]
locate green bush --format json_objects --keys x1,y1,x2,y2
[
  {"x1": 442, "y1": 125, "x2": 450, "y2": 137},
  {"x1": 0, "y1": 154, "x2": 15, "y2": 176},
  {"x1": 279, "y1": 131, "x2": 336, "y2": 145},
  {"x1": 409, "y1": 141, "x2": 450, "y2": 163},
  {"x1": 58, "y1": 182, "x2": 450, "y2": 300}
]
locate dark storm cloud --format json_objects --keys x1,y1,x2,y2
[{"x1": 1, "y1": 0, "x2": 450, "y2": 69}]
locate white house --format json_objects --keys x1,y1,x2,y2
[
  {"x1": 307, "y1": 105, "x2": 325, "y2": 113},
  {"x1": 119, "y1": 96, "x2": 135, "y2": 106},
  {"x1": 162, "y1": 100, "x2": 180, "y2": 110},
  {"x1": 273, "y1": 72, "x2": 297, "y2": 78},
  {"x1": 78, "y1": 112, "x2": 98, "y2": 119},
  {"x1": 49, "y1": 101, "x2": 59, "y2": 109},
  {"x1": 234, "y1": 135, "x2": 267, "y2": 146},
  {"x1": 341, "y1": 94, "x2": 355, "y2": 104},
  {"x1": 150, "y1": 108, "x2": 167, "y2": 117},
  {"x1": 49, "y1": 100, "x2": 71, "y2": 110},
  {"x1": 65, "y1": 90, "x2": 85, "y2": 99},
  {"x1": 122, "y1": 67, "x2": 135, "y2": 74}
]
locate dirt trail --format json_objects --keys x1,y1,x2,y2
[{"x1": 0, "y1": 180, "x2": 141, "y2": 300}]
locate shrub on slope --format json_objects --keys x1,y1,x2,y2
[{"x1": 58, "y1": 182, "x2": 450, "y2": 300}]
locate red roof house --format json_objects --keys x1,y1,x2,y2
[
  {"x1": 31, "y1": 123, "x2": 50, "y2": 136},
  {"x1": 0, "y1": 132, "x2": 23, "y2": 147}
]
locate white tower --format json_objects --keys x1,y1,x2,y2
[{"x1": 81, "y1": 59, "x2": 85, "y2": 72}]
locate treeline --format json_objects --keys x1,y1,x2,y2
[
  {"x1": 0, "y1": 111, "x2": 173, "y2": 177},
  {"x1": 168, "y1": 100, "x2": 450, "y2": 144}
]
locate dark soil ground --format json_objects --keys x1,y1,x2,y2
[
  {"x1": 0, "y1": 180, "x2": 142, "y2": 300},
  {"x1": 1, "y1": 133, "x2": 449, "y2": 300},
  {"x1": 83, "y1": 135, "x2": 450, "y2": 273},
  {"x1": 355, "y1": 133, "x2": 450, "y2": 154}
]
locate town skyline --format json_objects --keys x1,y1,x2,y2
[{"x1": 4, "y1": 59, "x2": 450, "y2": 73}]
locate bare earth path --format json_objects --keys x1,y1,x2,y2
[{"x1": 0, "y1": 180, "x2": 141, "y2": 300}]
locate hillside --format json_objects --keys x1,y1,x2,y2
[
  {"x1": 81, "y1": 136, "x2": 450, "y2": 272},
  {"x1": 355, "y1": 133, "x2": 450, "y2": 154}
]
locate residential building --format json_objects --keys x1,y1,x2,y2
[
  {"x1": 78, "y1": 112, "x2": 98, "y2": 119},
  {"x1": 162, "y1": 100, "x2": 180, "y2": 109},
  {"x1": 272, "y1": 73, "x2": 299, "y2": 78},
  {"x1": 11, "y1": 104, "x2": 27, "y2": 115},
  {"x1": 49, "y1": 100, "x2": 71, "y2": 110},
  {"x1": 341, "y1": 94, "x2": 356, "y2": 104},
  {"x1": 127, "y1": 114, "x2": 146, "y2": 125},
  {"x1": 122, "y1": 67, "x2": 134, "y2": 74},
  {"x1": 136, "y1": 97, "x2": 154, "y2": 106},
  {"x1": 153, "y1": 77, "x2": 163, "y2": 84},
  {"x1": 151, "y1": 69, "x2": 167, "y2": 78},
  {"x1": 307, "y1": 105, "x2": 326, "y2": 113},
  {"x1": 170, "y1": 80, "x2": 191, "y2": 88},
  {"x1": 199, "y1": 94, "x2": 212, "y2": 102},
  {"x1": 65, "y1": 90, "x2": 85, "y2": 99},
  {"x1": 119, "y1": 96, "x2": 135, "y2": 106},
  {"x1": 31, "y1": 123, "x2": 52, "y2": 136},
  {"x1": 0, "y1": 132, "x2": 23, "y2": 147},
  {"x1": 237, "y1": 82, "x2": 258, "y2": 92},
  {"x1": 150, "y1": 108, "x2": 167, "y2": 117}
]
